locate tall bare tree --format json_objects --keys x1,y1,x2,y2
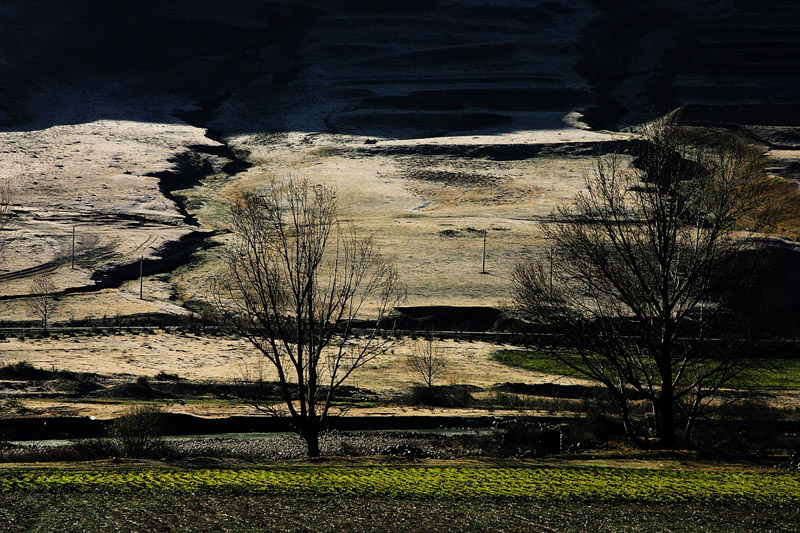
[
  {"x1": 27, "y1": 274, "x2": 59, "y2": 333},
  {"x1": 513, "y1": 123, "x2": 773, "y2": 447},
  {"x1": 211, "y1": 178, "x2": 404, "y2": 457}
]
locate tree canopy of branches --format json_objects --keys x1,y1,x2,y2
[
  {"x1": 405, "y1": 336, "x2": 448, "y2": 404},
  {"x1": 212, "y1": 178, "x2": 404, "y2": 457},
  {"x1": 27, "y1": 275, "x2": 59, "y2": 332},
  {"x1": 513, "y1": 124, "x2": 773, "y2": 448}
]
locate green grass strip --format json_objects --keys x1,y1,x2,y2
[
  {"x1": 1, "y1": 466, "x2": 798, "y2": 504},
  {"x1": 494, "y1": 349, "x2": 800, "y2": 390},
  {"x1": 494, "y1": 349, "x2": 581, "y2": 376}
]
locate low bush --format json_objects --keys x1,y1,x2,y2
[
  {"x1": 154, "y1": 371, "x2": 182, "y2": 381},
  {"x1": 483, "y1": 390, "x2": 584, "y2": 414},
  {"x1": 71, "y1": 439, "x2": 120, "y2": 461},
  {"x1": 109, "y1": 404, "x2": 170, "y2": 458},
  {"x1": 0, "y1": 361, "x2": 55, "y2": 380},
  {"x1": 404, "y1": 385, "x2": 476, "y2": 407},
  {"x1": 492, "y1": 417, "x2": 567, "y2": 456},
  {"x1": 379, "y1": 443, "x2": 430, "y2": 459},
  {"x1": 709, "y1": 396, "x2": 800, "y2": 421},
  {"x1": 0, "y1": 442, "x2": 82, "y2": 463}
]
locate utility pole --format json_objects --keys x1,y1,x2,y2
[
  {"x1": 71, "y1": 226, "x2": 75, "y2": 269},
  {"x1": 139, "y1": 255, "x2": 144, "y2": 299},
  {"x1": 481, "y1": 229, "x2": 487, "y2": 274}
]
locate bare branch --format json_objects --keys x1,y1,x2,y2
[
  {"x1": 26, "y1": 274, "x2": 60, "y2": 333},
  {"x1": 513, "y1": 122, "x2": 774, "y2": 448},
  {"x1": 209, "y1": 177, "x2": 405, "y2": 456}
]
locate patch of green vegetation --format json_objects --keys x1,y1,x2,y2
[
  {"x1": 174, "y1": 183, "x2": 232, "y2": 228},
  {"x1": 494, "y1": 350, "x2": 800, "y2": 390},
  {"x1": 1, "y1": 466, "x2": 798, "y2": 504},
  {"x1": 494, "y1": 349, "x2": 582, "y2": 376},
  {"x1": 729, "y1": 360, "x2": 800, "y2": 390}
]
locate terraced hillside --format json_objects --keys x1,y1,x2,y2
[{"x1": 0, "y1": 0, "x2": 798, "y2": 322}]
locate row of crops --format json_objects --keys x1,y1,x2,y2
[{"x1": 1, "y1": 466, "x2": 798, "y2": 504}]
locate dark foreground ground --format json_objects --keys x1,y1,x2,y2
[{"x1": 1, "y1": 493, "x2": 798, "y2": 533}]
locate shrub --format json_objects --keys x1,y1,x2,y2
[
  {"x1": 380, "y1": 443, "x2": 430, "y2": 459},
  {"x1": 0, "y1": 361, "x2": 55, "y2": 380},
  {"x1": 405, "y1": 385, "x2": 476, "y2": 407},
  {"x1": 0, "y1": 439, "x2": 122, "y2": 463},
  {"x1": 493, "y1": 417, "x2": 568, "y2": 457},
  {"x1": 0, "y1": 443, "x2": 79, "y2": 463},
  {"x1": 154, "y1": 371, "x2": 182, "y2": 381},
  {"x1": 109, "y1": 404, "x2": 169, "y2": 458},
  {"x1": 71, "y1": 439, "x2": 119, "y2": 461}
]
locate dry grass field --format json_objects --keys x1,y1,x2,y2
[
  {"x1": 0, "y1": 0, "x2": 795, "y2": 428},
  {"x1": 0, "y1": 120, "x2": 632, "y2": 321},
  {"x1": 0, "y1": 0, "x2": 797, "y2": 326},
  {"x1": 0, "y1": 331, "x2": 593, "y2": 419},
  {"x1": 0, "y1": 6, "x2": 799, "y2": 531}
]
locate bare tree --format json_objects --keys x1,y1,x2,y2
[
  {"x1": 27, "y1": 274, "x2": 60, "y2": 332},
  {"x1": 110, "y1": 403, "x2": 168, "y2": 458},
  {"x1": 405, "y1": 336, "x2": 448, "y2": 404},
  {"x1": 211, "y1": 178, "x2": 404, "y2": 457},
  {"x1": 513, "y1": 123, "x2": 773, "y2": 448}
]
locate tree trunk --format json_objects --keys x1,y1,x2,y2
[
  {"x1": 619, "y1": 404, "x2": 641, "y2": 445},
  {"x1": 682, "y1": 395, "x2": 703, "y2": 446},
  {"x1": 303, "y1": 428, "x2": 321, "y2": 457},
  {"x1": 655, "y1": 393, "x2": 676, "y2": 448},
  {"x1": 656, "y1": 337, "x2": 677, "y2": 448}
]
